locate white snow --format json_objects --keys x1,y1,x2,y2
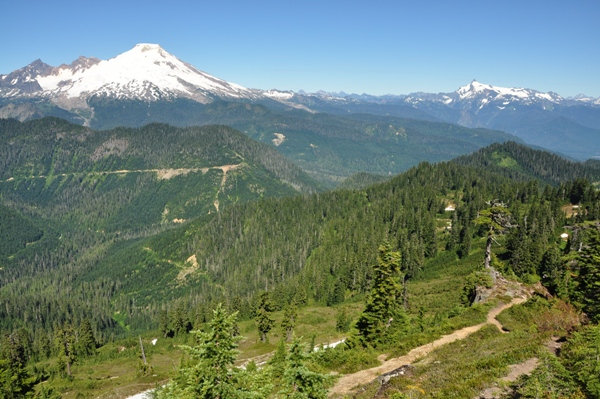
[
  {"x1": 35, "y1": 43, "x2": 254, "y2": 101},
  {"x1": 263, "y1": 89, "x2": 294, "y2": 100},
  {"x1": 313, "y1": 339, "x2": 345, "y2": 351},
  {"x1": 535, "y1": 92, "x2": 554, "y2": 101},
  {"x1": 126, "y1": 389, "x2": 154, "y2": 399},
  {"x1": 456, "y1": 80, "x2": 563, "y2": 104}
]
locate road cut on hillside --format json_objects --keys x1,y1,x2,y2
[{"x1": 329, "y1": 296, "x2": 527, "y2": 397}]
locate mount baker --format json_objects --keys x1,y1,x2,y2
[{"x1": 2, "y1": 43, "x2": 600, "y2": 160}]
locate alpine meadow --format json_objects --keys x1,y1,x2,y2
[{"x1": 1, "y1": 42, "x2": 600, "y2": 399}]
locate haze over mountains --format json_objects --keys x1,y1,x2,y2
[
  {"x1": 2, "y1": 43, "x2": 600, "y2": 164},
  {"x1": 3, "y1": 41, "x2": 600, "y2": 399}
]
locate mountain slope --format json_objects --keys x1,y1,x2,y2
[
  {"x1": 0, "y1": 46, "x2": 524, "y2": 186},
  {"x1": 0, "y1": 44, "x2": 257, "y2": 107},
  {"x1": 287, "y1": 81, "x2": 600, "y2": 160},
  {"x1": 0, "y1": 117, "x2": 319, "y2": 240},
  {"x1": 452, "y1": 141, "x2": 600, "y2": 185},
  {"x1": 47, "y1": 97, "x2": 516, "y2": 186}
]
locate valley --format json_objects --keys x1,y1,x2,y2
[
  {"x1": 0, "y1": 45, "x2": 599, "y2": 399},
  {"x1": 1, "y1": 122, "x2": 600, "y2": 398}
]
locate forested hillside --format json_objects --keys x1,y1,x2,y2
[
  {"x1": 0, "y1": 117, "x2": 318, "y2": 238},
  {"x1": 30, "y1": 98, "x2": 521, "y2": 186},
  {"x1": 1, "y1": 120, "x2": 600, "y2": 399},
  {"x1": 452, "y1": 141, "x2": 600, "y2": 185},
  {"x1": 0, "y1": 117, "x2": 320, "y2": 332}
]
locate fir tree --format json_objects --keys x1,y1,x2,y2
[
  {"x1": 326, "y1": 279, "x2": 345, "y2": 306},
  {"x1": 0, "y1": 359, "x2": 35, "y2": 399},
  {"x1": 255, "y1": 292, "x2": 275, "y2": 343},
  {"x1": 516, "y1": 351, "x2": 580, "y2": 399},
  {"x1": 0, "y1": 333, "x2": 35, "y2": 399},
  {"x1": 268, "y1": 338, "x2": 287, "y2": 379},
  {"x1": 335, "y1": 308, "x2": 351, "y2": 333},
  {"x1": 33, "y1": 385, "x2": 62, "y2": 399},
  {"x1": 280, "y1": 339, "x2": 329, "y2": 399},
  {"x1": 158, "y1": 310, "x2": 169, "y2": 338},
  {"x1": 575, "y1": 228, "x2": 600, "y2": 322},
  {"x1": 172, "y1": 303, "x2": 191, "y2": 337},
  {"x1": 281, "y1": 302, "x2": 298, "y2": 342},
  {"x1": 54, "y1": 324, "x2": 77, "y2": 378},
  {"x1": 475, "y1": 203, "x2": 514, "y2": 268},
  {"x1": 76, "y1": 318, "x2": 97, "y2": 357},
  {"x1": 155, "y1": 304, "x2": 249, "y2": 399},
  {"x1": 561, "y1": 324, "x2": 600, "y2": 398},
  {"x1": 355, "y1": 242, "x2": 403, "y2": 344}
]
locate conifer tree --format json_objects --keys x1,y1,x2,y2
[
  {"x1": 335, "y1": 308, "x2": 351, "y2": 333},
  {"x1": 355, "y1": 242, "x2": 403, "y2": 344},
  {"x1": 326, "y1": 279, "x2": 345, "y2": 306},
  {"x1": 55, "y1": 324, "x2": 76, "y2": 378},
  {"x1": 280, "y1": 339, "x2": 329, "y2": 399},
  {"x1": 457, "y1": 225, "x2": 471, "y2": 259},
  {"x1": 158, "y1": 310, "x2": 169, "y2": 338},
  {"x1": 0, "y1": 333, "x2": 35, "y2": 398},
  {"x1": 155, "y1": 303, "x2": 271, "y2": 399},
  {"x1": 33, "y1": 385, "x2": 62, "y2": 399},
  {"x1": 561, "y1": 324, "x2": 600, "y2": 398},
  {"x1": 268, "y1": 338, "x2": 287, "y2": 379},
  {"x1": 255, "y1": 292, "x2": 275, "y2": 343},
  {"x1": 475, "y1": 203, "x2": 514, "y2": 268},
  {"x1": 77, "y1": 318, "x2": 97, "y2": 357},
  {"x1": 172, "y1": 303, "x2": 191, "y2": 337},
  {"x1": 516, "y1": 351, "x2": 580, "y2": 399},
  {"x1": 281, "y1": 302, "x2": 298, "y2": 342},
  {"x1": 575, "y1": 229, "x2": 600, "y2": 322}
]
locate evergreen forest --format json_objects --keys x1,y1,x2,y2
[{"x1": 1, "y1": 117, "x2": 600, "y2": 399}]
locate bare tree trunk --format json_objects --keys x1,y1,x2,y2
[
  {"x1": 139, "y1": 336, "x2": 147, "y2": 365},
  {"x1": 402, "y1": 276, "x2": 408, "y2": 311},
  {"x1": 64, "y1": 342, "x2": 72, "y2": 376},
  {"x1": 484, "y1": 233, "x2": 493, "y2": 268}
]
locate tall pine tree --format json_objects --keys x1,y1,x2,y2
[{"x1": 354, "y1": 242, "x2": 404, "y2": 344}]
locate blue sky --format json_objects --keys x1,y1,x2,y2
[{"x1": 2, "y1": 0, "x2": 599, "y2": 97}]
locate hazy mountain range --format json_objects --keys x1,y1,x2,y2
[{"x1": 2, "y1": 43, "x2": 600, "y2": 161}]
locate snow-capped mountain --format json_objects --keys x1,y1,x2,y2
[
  {"x1": 282, "y1": 82, "x2": 600, "y2": 160},
  {"x1": 453, "y1": 80, "x2": 564, "y2": 105},
  {"x1": 0, "y1": 43, "x2": 258, "y2": 108},
  {"x1": 302, "y1": 80, "x2": 599, "y2": 110},
  {"x1": 2, "y1": 44, "x2": 600, "y2": 160}
]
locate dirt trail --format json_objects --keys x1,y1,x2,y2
[
  {"x1": 329, "y1": 297, "x2": 527, "y2": 397},
  {"x1": 0, "y1": 164, "x2": 243, "y2": 183}
]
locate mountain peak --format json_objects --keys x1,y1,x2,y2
[
  {"x1": 133, "y1": 43, "x2": 163, "y2": 51},
  {"x1": 1, "y1": 44, "x2": 256, "y2": 106},
  {"x1": 455, "y1": 80, "x2": 563, "y2": 104},
  {"x1": 126, "y1": 43, "x2": 171, "y2": 59}
]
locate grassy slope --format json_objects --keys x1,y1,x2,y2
[{"x1": 35, "y1": 235, "x2": 491, "y2": 398}]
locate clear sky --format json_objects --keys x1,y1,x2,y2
[{"x1": 2, "y1": 0, "x2": 599, "y2": 97}]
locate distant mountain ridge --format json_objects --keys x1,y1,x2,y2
[
  {"x1": 284, "y1": 81, "x2": 600, "y2": 160},
  {"x1": 3, "y1": 43, "x2": 599, "y2": 164},
  {"x1": 0, "y1": 44, "x2": 522, "y2": 187}
]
